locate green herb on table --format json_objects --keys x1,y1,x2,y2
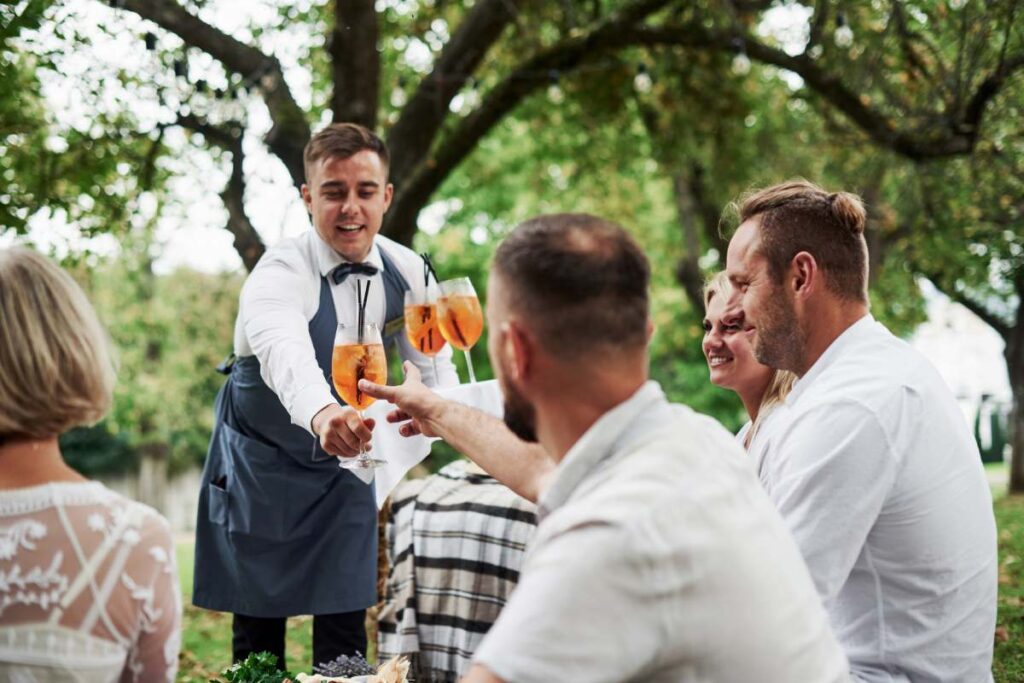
[{"x1": 217, "y1": 651, "x2": 292, "y2": 683}]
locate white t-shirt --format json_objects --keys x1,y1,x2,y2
[
  {"x1": 233, "y1": 232, "x2": 459, "y2": 433},
  {"x1": 473, "y1": 382, "x2": 849, "y2": 683},
  {"x1": 752, "y1": 315, "x2": 997, "y2": 682}
]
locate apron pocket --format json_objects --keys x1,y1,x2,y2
[
  {"x1": 220, "y1": 421, "x2": 319, "y2": 542},
  {"x1": 207, "y1": 482, "x2": 229, "y2": 526}
]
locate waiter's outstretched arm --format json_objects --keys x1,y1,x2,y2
[{"x1": 360, "y1": 363, "x2": 554, "y2": 503}]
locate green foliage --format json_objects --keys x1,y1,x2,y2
[
  {"x1": 218, "y1": 652, "x2": 291, "y2": 683},
  {"x1": 4, "y1": 0, "x2": 1020, "y2": 472},
  {"x1": 59, "y1": 422, "x2": 136, "y2": 476},
  {"x1": 67, "y1": 253, "x2": 242, "y2": 476}
]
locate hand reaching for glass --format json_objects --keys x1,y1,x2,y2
[{"x1": 358, "y1": 361, "x2": 445, "y2": 439}]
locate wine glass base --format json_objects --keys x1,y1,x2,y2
[{"x1": 338, "y1": 456, "x2": 388, "y2": 470}]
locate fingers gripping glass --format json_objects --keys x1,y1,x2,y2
[
  {"x1": 437, "y1": 277, "x2": 484, "y2": 383},
  {"x1": 332, "y1": 322, "x2": 388, "y2": 469}
]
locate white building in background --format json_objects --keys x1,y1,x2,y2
[{"x1": 910, "y1": 280, "x2": 1012, "y2": 460}]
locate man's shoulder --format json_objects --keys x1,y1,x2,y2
[
  {"x1": 800, "y1": 325, "x2": 936, "y2": 411},
  {"x1": 251, "y1": 233, "x2": 317, "y2": 276},
  {"x1": 539, "y1": 413, "x2": 756, "y2": 537}
]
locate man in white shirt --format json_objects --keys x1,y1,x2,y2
[
  {"x1": 724, "y1": 179, "x2": 998, "y2": 681},
  {"x1": 193, "y1": 123, "x2": 458, "y2": 670},
  {"x1": 363, "y1": 213, "x2": 849, "y2": 682}
]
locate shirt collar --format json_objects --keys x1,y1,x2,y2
[
  {"x1": 536, "y1": 380, "x2": 670, "y2": 520},
  {"x1": 311, "y1": 231, "x2": 384, "y2": 278},
  {"x1": 787, "y1": 313, "x2": 875, "y2": 406}
]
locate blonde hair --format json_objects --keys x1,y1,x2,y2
[
  {"x1": 0, "y1": 247, "x2": 116, "y2": 442},
  {"x1": 703, "y1": 272, "x2": 796, "y2": 448}
]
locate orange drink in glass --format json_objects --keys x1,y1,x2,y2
[
  {"x1": 437, "y1": 277, "x2": 484, "y2": 382},
  {"x1": 332, "y1": 322, "x2": 387, "y2": 468}
]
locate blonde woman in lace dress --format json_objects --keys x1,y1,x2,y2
[{"x1": 0, "y1": 246, "x2": 181, "y2": 682}]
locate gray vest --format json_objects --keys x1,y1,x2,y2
[{"x1": 193, "y1": 247, "x2": 408, "y2": 617}]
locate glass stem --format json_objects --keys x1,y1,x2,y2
[
  {"x1": 431, "y1": 356, "x2": 439, "y2": 381},
  {"x1": 358, "y1": 410, "x2": 368, "y2": 465},
  {"x1": 464, "y1": 349, "x2": 476, "y2": 383}
]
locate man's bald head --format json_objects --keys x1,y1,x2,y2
[{"x1": 491, "y1": 213, "x2": 650, "y2": 359}]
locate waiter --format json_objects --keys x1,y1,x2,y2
[{"x1": 193, "y1": 123, "x2": 459, "y2": 669}]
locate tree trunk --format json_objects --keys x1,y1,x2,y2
[
  {"x1": 331, "y1": 0, "x2": 380, "y2": 128},
  {"x1": 670, "y1": 173, "x2": 707, "y2": 314}
]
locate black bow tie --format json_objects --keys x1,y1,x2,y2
[{"x1": 331, "y1": 261, "x2": 379, "y2": 285}]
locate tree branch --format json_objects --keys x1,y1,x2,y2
[
  {"x1": 386, "y1": 0, "x2": 524, "y2": 186},
  {"x1": 221, "y1": 139, "x2": 265, "y2": 272},
  {"x1": 890, "y1": 2, "x2": 935, "y2": 83},
  {"x1": 331, "y1": 0, "x2": 379, "y2": 128},
  {"x1": 634, "y1": 91, "x2": 702, "y2": 308},
  {"x1": 670, "y1": 172, "x2": 709, "y2": 314},
  {"x1": 139, "y1": 125, "x2": 167, "y2": 192},
  {"x1": 806, "y1": 0, "x2": 829, "y2": 51},
  {"x1": 177, "y1": 113, "x2": 265, "y2": 271},
  {"x1": 923, "y1": 276, "x2": 1012, "y2": 340},
  {"x1": 962, "y1": 53, "x2": 1024, "y2": 139},
  {"x1": 620, "y1": 24, "x2": 1024, "y2": 161},
  {"x1": 117, "y1": 0, "x2": 310, "y2": 187},
  {"x1": 383, "y1": 0, "x2": 675, "y2": 244}
]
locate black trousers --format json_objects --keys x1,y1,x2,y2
[{"x1": 232, "y1": 609, "x2": 367, "y2": 671}]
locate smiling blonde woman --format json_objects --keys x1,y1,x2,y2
[
  {"x1": 0, "y1": 246, "x2": 181, "y2": 683},
  {"x1": 702, "y1": 271, "x2": 795, "y2": 449}
]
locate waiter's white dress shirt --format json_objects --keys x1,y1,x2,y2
[
  {"x1": 752, "y1": 315, "x2": 997, "y2": 682},
  {"x1": 233, "y1": 231, "x2": 459, "y2": 433},
  {"x1": 473, "y1": 381, "x2": 850, "y2": 683}
]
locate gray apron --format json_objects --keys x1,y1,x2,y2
[{"x1": 193, "y1": 248, "x2": 409, "y2": 617}]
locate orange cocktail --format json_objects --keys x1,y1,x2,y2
[
  {"x1": 437, "y1": 295, "x2": 483, "y2": 351},
  {"x1": 405, "y1": 304, "x2": 447, "y2": 356},
  {"x1": 331, "y1": 341, "x2": 386, "y2": 411},
  {"x1": 332, "y1": 322, "x2": 387, "y2": 469},
  {"x1": 437, "y1": 277, "x2": 484, "y2": 382}
]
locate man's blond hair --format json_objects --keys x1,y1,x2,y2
[
  {"x1": 736, "y1": 179, "x2": 869, "y2": 302},
  {"x1": 0, "y1": 246, "x2": 115, "y2": 443}
]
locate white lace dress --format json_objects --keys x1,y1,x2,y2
[{"x1": 0, "y1": 482, "x2": 181, "y2": 682}]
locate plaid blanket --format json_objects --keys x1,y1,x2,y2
[{"x1": 377, "y1": 460, "x2": 537, "y2": 683}]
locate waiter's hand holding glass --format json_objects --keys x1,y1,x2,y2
[{"x1": 332, "y1": 320, "x2": 388, "y2": 469}]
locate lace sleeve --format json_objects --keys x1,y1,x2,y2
[{"x1": 118, "y1": 509, "x2": 182, "y2": 683}]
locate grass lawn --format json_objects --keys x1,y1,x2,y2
[
  {"x1": 177, "y1": 462, "x2": 1024, "y2": 681},
  {"x1": 994, "y1": 494, "x2": 1024, "y2": 682}
]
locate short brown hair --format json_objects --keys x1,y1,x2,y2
[
  {"x1": 493, "y1": 214, "x2": 650, "y2": 358},
  {"x1": 0, "y1": 247, "x2": 116, "y2": 442},
  {"x1": 303, "y1": 123, "x2": 389, "y2": 182},
  {"x1": 737, "y1": 179, "x2": 868, "y2": 302}
]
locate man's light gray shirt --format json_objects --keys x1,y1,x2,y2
[{"x1": 474, "y1": 381, "x2": 849, "y2": 683}]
